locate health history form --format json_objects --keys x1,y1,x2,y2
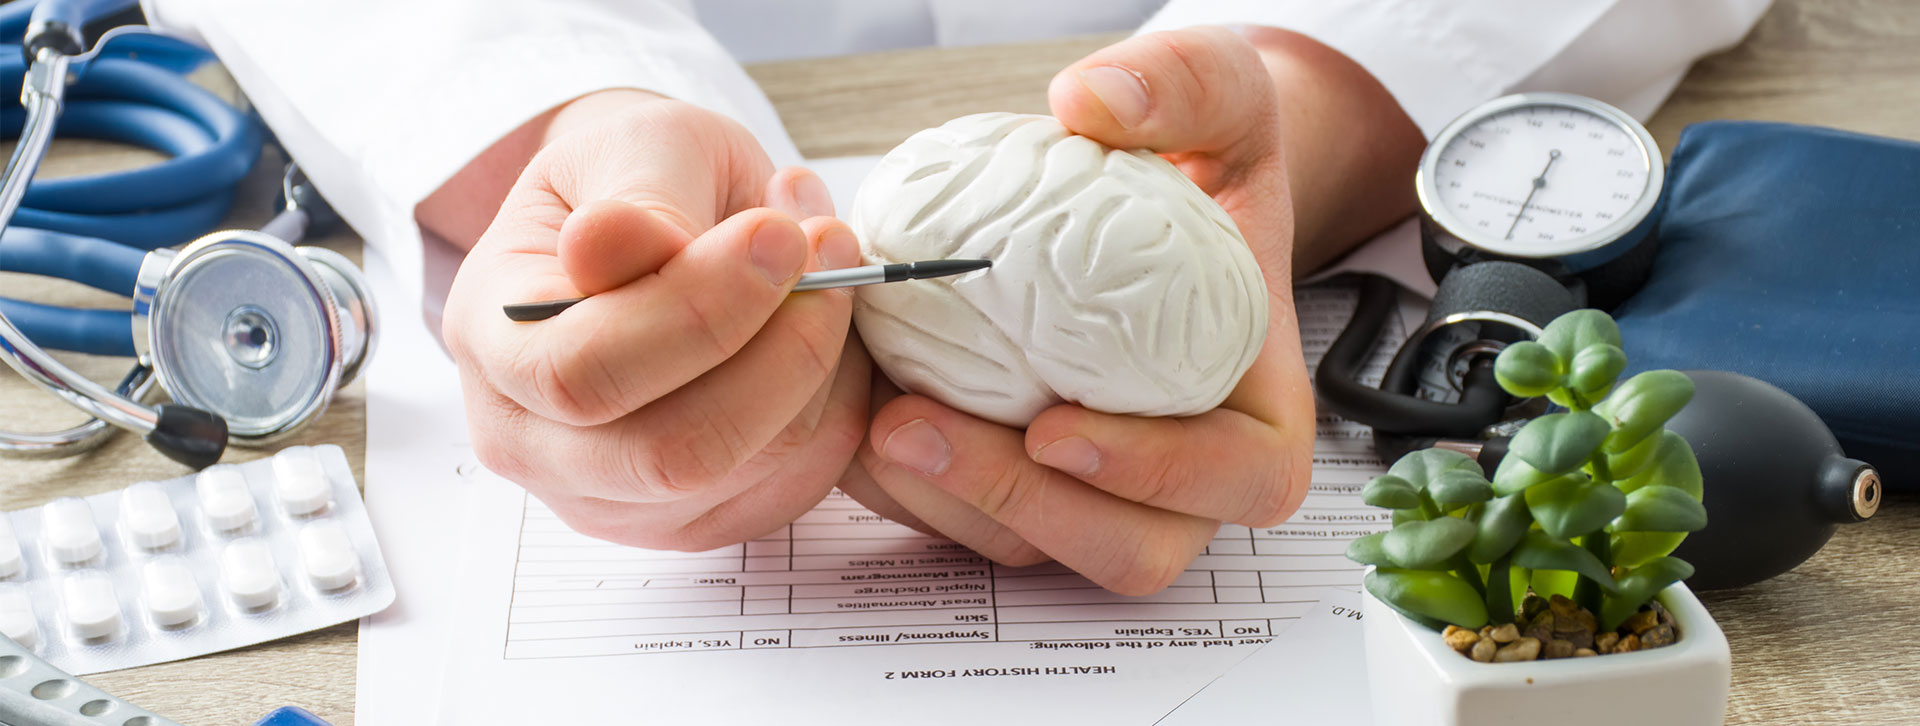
[{"x1": 434, "y1": 282, "x2": 1410, "y2": 724}]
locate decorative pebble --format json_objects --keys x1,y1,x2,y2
[
  {"x1": 1624, "y1": 609, "x2": 1660, "y2": 635},
  {"x1": 1548, "y1": 594, "x2": 1579, "y2": 620},
  {"x1": 1460, "y1": 590, "x2": 1685, "y2": 662},
  {"x1": 1596, "y1": 631, "x2": 1621, "y2": 653},
  {"x1": 1521, "y1": 592, "x2": 1546, "y2": 621},
  {"x1": 1616, "y1": 633, "x2": 1642, "y2": 653},
  {"x1": 1562, "y1": 628, "x2": 1595, "y2": 650},
  {"x1": 1489, "y1": 623, "x2": 1520, "y2": 643},
  {"x1": 1443, "y1": 625, "x2": 1480, "y2": 653},
  {"x1": 1470, "y1": 637, "x2": 1497, "y2": 663},
  {"x1": 1565, "y1": 609, "x2": 1598, "y2": 634},
  {"x1": 1523, "y1": 612, "x2": 1555, "y2": 644},
  {"x1": 1493, "y1": 637, "x2": 1542, "y2": 662},
  {"x1": 1543, "y1": 638, "x2": 1576, "y2": 659},
  {"x1": 1642, "y1": 624, "x2": 1677, "y2": 649}
]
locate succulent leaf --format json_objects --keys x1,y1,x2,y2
[
  {"x1": 1530, "y1": 568, "x2": 1579, "y2": 601},
  {"x1": 1596, "y1": 370, "x2": 1695, "y2": 453},
  {"x1": 1494, "y1": 340, "x2": 1562, "y2": 398},
  {"x1": 1537, "y1": 309, "x2": 1623, "y2": 363},
  {"x1": 1605, "y1": 426, "x2": 1667, "y2": 481},
  {"x1": 1466, "y1": 493, "x2": 1532, "y2": 564},
  {"x1": 1601, "y1": 557, "x2": 1695, "y2": 631},
  {"x1": 1392, "y1": 508, "x2": 1420, "y2": 527},
  {"x1": 1429, "y1": 470, "x2": 1495, "y2": 511},
  {"x1": 1611, "y1": 485, "x2": 1708, "y2": 533},
  {"x1": 1491, "y1": 455, "x2": 1557, "y2": 496},
  {"x1": 1511, "y1": 531, "x2": 1618, "y2": 592},
  {"x1": 1525, "y1": 473, "x2": 1626, "y2": 540},
  {"x1": 1382, "y1": 518, "x2": 1478, "y2": 569},
  {"x1": 1386, "y1": 449, "x2": 1484, "y2": 491},
  {"x1": 1366, "y1": 568, "x2": 1490, "y2": 630},
  {"x1": 1610, "y1": 531, "x2": 1688, "y2": 569},
  {"x1": 1617, "y1": 431, "x2": 1704, "y2": 498},
  {"x1": 1345, "y1": 532, "x2": 1396, "y2": 567},
  {"x1": 1568, "y1": 343, "x2": 1628, "y2": 397},
  {"x1": 1509, "y1": 411, "x2": 1611, "y2": 475},
  {"x1": 1362, "y1": 474, "x2": 1422, "y2": 510}
]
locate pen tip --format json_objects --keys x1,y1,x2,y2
[{"x1": 906, "y1": 259, "x2": 993, "y2": 280}]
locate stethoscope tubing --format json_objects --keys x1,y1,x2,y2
[
  {"x1": 0, "y1": 227, "x2": 146, "y2": 356},
  {"x1": 0, "y1": 0, "x2": 258, "y2": 250},
  {"x1": 0, "y1": 2, "x2": 261, "y2": 355},
  {"x1": 0, "y1": 60, "x2": 259, "y2": 248},
  {"x1": 0, "y1": 44, "x2": 161, "y2": 440}
]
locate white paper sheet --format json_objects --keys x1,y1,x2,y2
[
  {"x1": 353, "y1": 236, "x2": 475, "y2": 726},
  {"x1": 358, "y1": 156, "x2": 1418, "y2": 724},
  {"x1": 1154, "y1": 589, "x2": 1373, "y2": 725},
  {"x1": 405, "y1": 282, "x2": 1399, "y2": 724}
]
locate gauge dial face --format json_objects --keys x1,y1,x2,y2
[{"x1": 1425, "y1": 101, "x2": 1657, "y2": 257}]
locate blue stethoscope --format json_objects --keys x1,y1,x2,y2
[{"x1": 0, "y1": 0, "x2": 376, "y2": 470}]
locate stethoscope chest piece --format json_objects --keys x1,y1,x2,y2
[{"x1": 133, "y1": 230, "x2": 368, "y2": 444}]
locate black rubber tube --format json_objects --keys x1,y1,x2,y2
[{"x1": 1313, "y1": 275, "x2": 1509, "y2": 439}]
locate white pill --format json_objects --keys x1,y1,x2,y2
[
  {"x1": 299, "y1": 521, "x2": 360, "y2": 592},
  {"x1": 272, "y1": 448, "x2": 332, "y2": 516},
  {"x1": 62, "y1": 573, "x2": 122, "y2": 641},
  {"x1": 120, "y1": 482, "x2": 183, "y2": 550},
  {"x1": 0, "y1": 587, "x2": 37, "y2": 650},
  {"x1": 0, "y1": 515, "x2": 21, "y2": 579},
  {"x1": 221, "y1": 539, "x2": 281, "y2": 610},
  {"x1": 142, "y1": 558, "x2": 204, "y2": 628},
  {"x1": 196, "y1": 468, "x2": 258, "y2": 532},
  {"x1": 41, "y1": 498, "x2": 102, "y2": 565}
]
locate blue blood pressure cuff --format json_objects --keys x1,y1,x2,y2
[{"x1": 1614, "y1": 121, "x2": 1920, "y2": 489}]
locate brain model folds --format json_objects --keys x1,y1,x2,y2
[{"x1": 850, "y1": 113, "x2": 1270, "y2": 427}]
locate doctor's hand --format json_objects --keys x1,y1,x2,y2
[
  {"x1": 440, "y1": 90, "x2": 871, "y2": 551},
  {"x1": 838, "y1": 27, "x2": 1423, "y2": 594}
]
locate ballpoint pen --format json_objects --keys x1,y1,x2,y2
[{"x1": 502, "y1": 258, "x2": 992, "y2": 322}]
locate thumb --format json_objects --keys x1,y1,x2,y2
[
  {"x1": 1048, "y1": 27, "x2": 1278, "y2": 163},
  {"x1": 555, "y1": 200, "x2": 697, "y2": 295}
]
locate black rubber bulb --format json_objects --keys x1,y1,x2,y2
[{"x1": 1665, "y1": 370, "x2": 1879, "y2": 590}]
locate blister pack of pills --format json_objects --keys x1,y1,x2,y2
[{"x1": 0, "y1": 445, "x2": 393, "y2": 675}]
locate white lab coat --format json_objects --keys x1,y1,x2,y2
[{"x1": 138, "y1": 0, "x2": 1770, "y2": 300}]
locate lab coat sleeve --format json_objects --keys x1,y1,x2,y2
[
  {"x1": 138, "y1": 0, "x2": 801, "y2": 264},
  {"x1": 1139, "y1": 0, "x2": 1774, "y2": 137}
]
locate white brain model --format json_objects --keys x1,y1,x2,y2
[{"x1": 850, "y1": 113, "x2": 1270, "y2": 427}]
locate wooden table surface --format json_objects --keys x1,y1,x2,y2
[{"x1": 3, "y1": 1, "x2": 1916, "y2": 723}]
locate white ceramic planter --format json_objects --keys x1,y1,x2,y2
[{"x1": 1362, "y1": 582, "x2": 1730, "y2": 726}]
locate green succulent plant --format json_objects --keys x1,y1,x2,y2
[{"x1": 1347, "y1": 309, "x2": 1707, "y2": 633}]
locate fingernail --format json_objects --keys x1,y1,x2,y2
[
  {"x1": 791, "y1": 171, "x2": 835, "y2": 218},
  {"x1": 881, "y1": 419, "x2": 951, "y2": 476},
  {"x1": 750, "y1": 218, "x2": 804, "y2": 285},
  {"x1": 1079, "y1": 66, "x2": 1149, "y2": 129},
  {"x1": 818, "y1": 225, "x2": 860, "y2": 270},
  {"x1": 1032, "y1": 436, "x2": 1101, "y2": 477}
]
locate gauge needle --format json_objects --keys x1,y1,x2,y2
[{"x1": 1505, "y1": 149, "x2": 1562, "y2": 241}]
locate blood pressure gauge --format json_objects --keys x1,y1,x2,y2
[{"x1": 1416, "y1": 93, "x2": 1665, "y2": 307}]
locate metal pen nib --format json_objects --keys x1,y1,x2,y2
[
  {"x1": 503, "y1": 258, "x2": 992, "y2": 322},
  {"x1": 792, "y1": 258, "x2": 992, "y2": 291}
]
